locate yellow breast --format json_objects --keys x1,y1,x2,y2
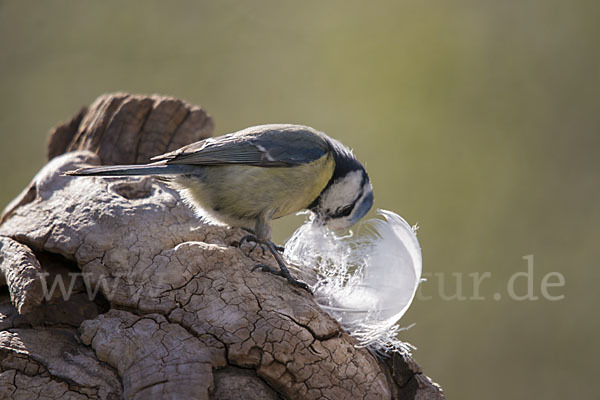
[{"x1": 174, "y1": 152, "x2": 335, "y2": 224}]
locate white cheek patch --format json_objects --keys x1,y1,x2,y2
[
  {"x1": 284, "y1": 209, "x2": 422, "y2": 354},
  {"x1": 323, "y1": 179, "x2": 373, "y2": 230},
  {"x1": 320, "y1": 170, "x2": 363, "y2": 212}
]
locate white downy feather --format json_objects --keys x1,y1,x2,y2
[{"x1": 284, "y1": 209, "x2": 422, "y2": 353}]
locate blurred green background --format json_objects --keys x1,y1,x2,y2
[{"x1": 1, "y1": 1, "x2": 598, "y2": 398}]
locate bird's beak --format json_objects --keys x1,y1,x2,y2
[{"x1": 312, "y1": 209, "x2": 328, "y2": 226}]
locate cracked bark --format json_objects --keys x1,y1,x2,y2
[{"x1": 0, "y1": 93, "x2": 444, "y2": 400}]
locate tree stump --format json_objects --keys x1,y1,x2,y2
[{"x1": 0, "y1": 93, "x2": 444, "y2": 399}]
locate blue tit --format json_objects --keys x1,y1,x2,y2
[{"x1": 68, "y1": 124, "x2": 374, "y2": 292}]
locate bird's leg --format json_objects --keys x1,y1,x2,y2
[
  {"x1": 239, "y1": 234, "x2": 266, "y2": 256},
  {"x1": 242, "y1": 227, "x2": 284, "y2": 253},
  {"x1": 238, "y1": 235, "x2": 311, "y2": 294},
  {"x1": 257, "y1": 241, "x2": 312, "y2": 293}
]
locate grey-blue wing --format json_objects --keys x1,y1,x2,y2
[{"x1": 152, "y1": 125, "x2": 329, "y2": 167}]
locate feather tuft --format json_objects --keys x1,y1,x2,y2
[{"x1": 285, "y1": 209, "x2": 422, "y2": 354}]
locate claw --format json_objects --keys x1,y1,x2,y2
[
  {"x1": 239, "y1": 236, "x2": 312, "y2": 294},
  {"x1": 239, "y1": 234, "x2": 267, "y2": 256},
  {"x1": 252, "y1": 263, "x2": 282, "y2": 276},
  {"x1": 284, "y1": 276, "x2": 312, "y2": 294},
  {"x1": 239, "y1": 234, "x2": 256, "y2": 248}
]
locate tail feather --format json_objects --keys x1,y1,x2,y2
[{"x1": 65, "y1": 164, "x2": 199, "y2": 177}]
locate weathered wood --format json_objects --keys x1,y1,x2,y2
[{"x1": 0, "y1": 93, "x2": 444, "y2": 399}]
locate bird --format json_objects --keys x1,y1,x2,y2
[{"x1": 67, "y1": 124, "x2": 374, "y2": 292}]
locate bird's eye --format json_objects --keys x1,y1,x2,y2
[{"x1": 335, "y1": 204, "x2": 354, "y2": 218}]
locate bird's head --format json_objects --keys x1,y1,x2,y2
[{"x1": 309, "y1": 137, "x2": 374, "y2": 230}]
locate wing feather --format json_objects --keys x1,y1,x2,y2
[{"x1": 152, "y1": 125, "x2": 329, "y2": 167}]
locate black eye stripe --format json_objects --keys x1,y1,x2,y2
[
  {"x1": 333, "y1": 204, "x2": 354, "y2": 218},
  {"x1": 330, "y1": 179, "x2": 369, "y2": 219}
]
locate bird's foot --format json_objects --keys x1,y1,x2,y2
[
  {"x1": 252, "y1": 263, "x2": 312, "y2": 293},
  {"x1": 239, "y1": 234, "x2": 267, "y2": 256},
  {"x1": 239, "y1": 233, "x2": 284, "y2": 254},
  {"x1": 251, "y1": 263, "x2": 283, "y2": 276},
  {"x1": 238, "y1": 236, "x2": 311, "y2": 294}
]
